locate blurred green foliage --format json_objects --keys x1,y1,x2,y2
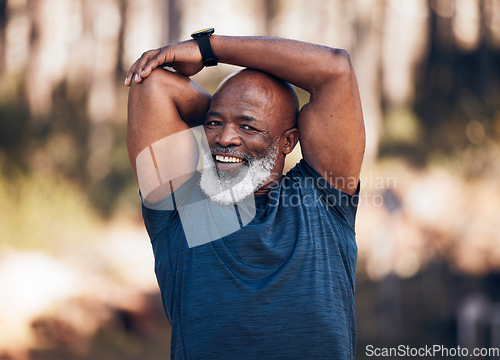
[
  {"x1": 0, "y1": 76, "x2": 138, "y2": 250},
  {"x1": 0, "y1": 155, "x2": 100, "y2": 250}
]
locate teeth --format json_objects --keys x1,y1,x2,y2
[{"x1": 215, "y1": 155, "x2": 243, "y2": 163}]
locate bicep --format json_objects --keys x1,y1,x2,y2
[
  {"x1": 298, "y1": 60, "x2": 365, "y2": 195},
  {"x1": 127, "y1": 69, "x2": 207, "y2": 201}
]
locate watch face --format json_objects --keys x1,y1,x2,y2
[{"x1": 191, "y1": 27, "x2": 215, "y2": 38}]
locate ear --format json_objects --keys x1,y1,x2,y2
[{"x1": 281, "y1": 128, "x2": 299, "y2": 155}]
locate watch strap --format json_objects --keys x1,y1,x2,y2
[{"x1": 194, "y1": 34, "x2": 218, "y2": 67}]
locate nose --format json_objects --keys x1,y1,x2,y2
[{"x1": 216, "y1": 124, "x2": 242, "y2": 147}]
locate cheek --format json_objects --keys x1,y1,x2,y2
[
  {"x1": 244, "y1": 137, "x2": 277, "y2": 157},
  {"x1": 203, "y1": 129, "x2": 218, "y2": 146}
]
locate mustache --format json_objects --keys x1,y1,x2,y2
[{"x1": 210, "y1": 147, "x2": 252, "y2": 162}]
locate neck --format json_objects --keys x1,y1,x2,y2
[{"x1": 254, "y1": 172, "x2": 283, "y2": 196}]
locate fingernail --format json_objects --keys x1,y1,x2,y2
[
  {"x1": 140, "y1": 70, "x2": 145, "y2": 76},
  {"x1": 134, "y1": 74, "x2": 140, "y2": 81},
  {"x1": 124, "y1": 77, "x2": 129, "y2": 85}
]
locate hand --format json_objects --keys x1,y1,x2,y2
[{"x1": 124, "y1": 40, "x2": 203, "y2": 86}]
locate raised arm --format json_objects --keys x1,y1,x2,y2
[
  {"x1": 126, "y1": 35, "x2": 365, "y2": 195},
  {"x1": 127, "y1": 68, "x2": 211, "y2": 201},
  {"x1": 212, "y1": 36, "x2": 365, "y2": 194}
]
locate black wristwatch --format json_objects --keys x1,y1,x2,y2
[{"x1": 191, "y1": 28, "x2": 218, "y2": 67}]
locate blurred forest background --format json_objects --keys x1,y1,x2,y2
[{"x1": 1, "y1": 0, "x2": 500, "y2": 359}]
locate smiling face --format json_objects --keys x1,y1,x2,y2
[
  {"x1": 208, "y1": 70, "x2": 297, "y2": 169},
  {"x1": 199, "y1": 69, "x2": 298, "y2": 203}
]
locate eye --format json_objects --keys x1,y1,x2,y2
[
  {"x1": 205, "y1": 120, "x2": 222, "y2": 127},
  {"x1": 241, "y1": 125, "x2": 257, "y2": 131}
]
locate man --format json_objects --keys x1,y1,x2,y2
[{"x1": 125, "y1": 31, "x2": 365, "y2": 359}]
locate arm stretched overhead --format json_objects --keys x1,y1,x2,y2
[
  {"x1": 127, "y1": 68, "x2": 210, "y2": 202},
  {"x1": 126, "y1": 35, "x2": 365, "y2": 195}
]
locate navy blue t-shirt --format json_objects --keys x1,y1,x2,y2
[{"x1": 142, "y1": 159, "x2": 359, "y2": 359}]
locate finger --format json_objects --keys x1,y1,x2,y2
[
  {"x1": 124, "y1": 60, "x2": 139, "y2": 86},
  {"x1": 125, "y1": 56, "x2": 147, "y2": 86},
  {"x1": 132, "y1": 51, "x2": 155, "y2": 82},
  {"x1": 132, "y1": 49, "x2": 160, "y2": 79},
  {"x1": 140, "y1": 48, "x2": 172, "y2": 78},
  {"x1": 125, "y1": 49, "x2": 160, "y2": 85}
]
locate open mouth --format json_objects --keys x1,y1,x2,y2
[{"x1": 214, "y1": 154, "x2": 245, "y2": 163}]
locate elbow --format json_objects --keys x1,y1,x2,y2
[
  {"x1": 327, "y1": 48, "x2": 353, "y2": 78},
  {"x1": 310, "y1": 48, "x2": 353, "y2": 93}
]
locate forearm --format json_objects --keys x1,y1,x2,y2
[{"x1": 210, "y1": 35, "x2": 351, "y2": 93}]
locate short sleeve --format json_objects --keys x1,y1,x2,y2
[
  {"x1": 287, "y1": 159, "x2": 360, "y2": 228},
  {"x1": 141, "y1": 173, "x2": 199, "y2": 242}
]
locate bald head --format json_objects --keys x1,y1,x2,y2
[{"x1": 213, "y1": 69, "x2": 299, "y2": 134}]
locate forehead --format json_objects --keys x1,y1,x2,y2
[
  {"x1": 209, "y1": 75, "x2": 279, "y2": 122},
  {"x1": 212, "y1": 76, "x2": 272, "y2": 106}
]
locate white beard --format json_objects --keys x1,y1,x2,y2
[{"x1": 199, "y1": 142, "x2": 279, "y2": 206}]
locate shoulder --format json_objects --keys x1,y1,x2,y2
[{"x1": 283, "y1": 158, "x2": 360, "y2": 226}]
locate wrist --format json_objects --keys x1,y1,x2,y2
[{"x1": 191, "y1": 28, "x2": 218, "y2": 67}]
